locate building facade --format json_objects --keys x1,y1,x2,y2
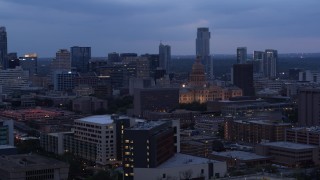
[
  {"x1": 236, "y1": 47, "x2": 247, "y2": 64},
  {"x1": 133, "y1": 88, "x2": 179, "y2": 117},
  {"x1": 263, "y1": 49, "x2": 278, "y2": 79},
  {"x1": 232, "y1": 63, "x2": 254, "y2": 96},
  {"x1": 0, "y1": 154, "x2": 69, "y2": 180},
  {"x1": 159, "y1": 43, "x2": 171, "y2": 73},
  {"x1": 123, "y1": 120, "x2": 179, "y2": 179},
  {"x1": 0, "y1": 119, "x2": 14, "y2": 146},
  {"x1": 71, "y1": 46, "x2": 91, "y2": 73},
  {"x1": 224, "y1": 119, "x2": 292, "y2": 144},
  {"x1": 19, "y1": 53, "x2": 37, "y2": 76},
  {"x1": 0, "y1": 27, "x2": 7, "y2": 69},
  {"x1": 298, "y1": 88, "x2": 320, "y2": 126},
  {"x1": 51, "y1": 49, "x2": 71, "y2": 72},
  {"x1": 256, "y1": 141, "x2": 319, "y2": 167},
  {"x1": 74, "y1": 115, "x2": 117, "y2": 165},
  {"x1": 196, "y1": 27, "x2": 212, "y2": 79}
]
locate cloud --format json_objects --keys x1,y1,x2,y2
[{"x1": 1, "y1": 0, "x2": 320, "y2": 56}]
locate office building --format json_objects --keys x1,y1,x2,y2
[
  {"x1": 298, "y1": 88, "x2": 320, "y2": 126},
  {"x1": 7, "y1": 52, "x2": 19, "y2": 69},
  {"x1": 0, "y1": 119, "x2": 14, "y2": 146},
  {"x1": 74, "y1": 115, "x2": 118, "y2": 165},
  {"x1": 123, "y1": 120, "x2": 179, "y2": 179},
  {"x1": 211, "y1": 151, "x2": 270, "y2": 168},
  {"x1": 196, "y1": 27, "x2": 213, "y2": 79},
  {"x1": 72, "y1": 96, "x2": 108, "y2": 114},
  {"x1": 141, "y1": 54, "x2": 159, "y2": 79},
  {"x1": 53, "y1": 70, "x2": 78, "y2": 91},
  {"x1": 108, "y1": 52, "x2": 120, "y2": 64},
  {"x1": 208, "y1": 98, "x2": 293, "y2": 117},
  {"x1": 232, "y1": 64, "x2": 254, "y2": 96},
  {"x1": 40, "y1": 115, "x2": 136, "y2": 164},
  {"x1": 263, "y1": 49, "x2": 278, "y2": 79},
  {"x1": 0, "y1": 154, "x2": 69, "y2": 180},
  {"x1": 289, "y1": 68, "x2": 302, "y2": 80},
  {"x1": 133, "y1": 88, "x2": 179, "y2": 117},
  {"x1": 224, "y1": 119, "x2": 292, "y2": 144},
  {"x1": 19, "y1": 53, "x2": 37, "y2": 76},
  {"x1": 159, "y1": 43, "x2": 171, "y2": 73},
  {"x1": 253, "y1": 51, "x2": 265, "y2": 73},
  {"x1": 0, "y1": 66, "x2": 29, "y2": 94},
  {"x1": 236, "y1": 47, "x2": 247, "y2": 64},
  {"x1": 51, "y1": 49, "x2": 71, "y2": 72},
  {"x1": 71, "y1": 46, "x2": 91, "y2": 73},
  {"x1": 120, "y1": 53, "x2": 138, "y2": 62},
  {"x1": 299, "y1": 70, "x2": 320, "y2": 83},
  {"x1": 286, "y1": 127, "x2": 320, "y2": 146},
  {"x1": 136, "y1": 56, "x2": 150, "y2": 78},
  {"x1": 256, "y1": 141, "x2": 319, "y2": 167},
  {"x1": 0, "y1": 27, "x2": 7, "y2": 69}
]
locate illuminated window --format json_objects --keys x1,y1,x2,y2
[{"x1": 125, "y1": 140, "x2": 130, "y2": 143}]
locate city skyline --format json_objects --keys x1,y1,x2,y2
[{"x1": 1, "y1": 0, "x2": 320, "y2": 57}]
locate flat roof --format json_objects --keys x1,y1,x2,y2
[
  {"x1": 262, "y1": 141, "x2": 317, "y2": 150},
  {"x1": 130, "y1": 121, "x2": 166, "y2": 130},
  {"x1": 0, "y1": 154, "x2": 68, "y2": 171},
  {"x1": 212, "y1": 151, "x2": 269, "y2": 161},
  {"x1": 157, "y1": 153, "x2": 219, "y2": 168},
  {"x1": 77, "y1": 115, "x2": 114, "y2": 124}
]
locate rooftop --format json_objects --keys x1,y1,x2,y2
[
  {"x1": 290, "y1": 126, "x2": 320, "y2": 133},
  {"x1": 0, "y1": 154, "x2": 68, "y2": 171},
  {"x1": 77, "y1": 115, "x2": 114, "y2": 124},
  {"x1": 157, "y1": 153, "x2": 219, "y2": 168},
  {"x1": 130, "y1": 121, "x2": 167, "y2": 130},
  {"x1": 262, "y1": 141, "x2": 317, "y2": 150},
  {"x1": 212, "y1": 151, "x2": 269, "y2": 161}
]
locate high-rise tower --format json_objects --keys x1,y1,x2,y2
[
  {"x1": 0, "y1": 27, "x2": 8, "y2": 69},
  {"x1": 71, "y1": 46, "x2": 91, "y2": 73},
  {"x1": 196, "y1": 27, "x2": 212, "y2": 79},
  {"x1": 236, "y1": 47, "x2": 247, "y2": 64},
  {"x1": 159, "y1": 43, "x2": 171, "y2": 74},
  {"x1": 264, "y1": 49, "x2": 278, "y2": 79}
]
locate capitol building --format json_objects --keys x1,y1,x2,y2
[{"x1": 179, "y1": 57, "x2": 242, "y2": 104}]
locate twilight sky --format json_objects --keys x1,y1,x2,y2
[{"x1": 1, "y1": 0, "x2": 320, "y2": 57}]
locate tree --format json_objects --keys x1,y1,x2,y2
[{"x1": 180, "y1": 169, "x2": 193, "y2": 180}]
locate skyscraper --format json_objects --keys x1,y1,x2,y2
[
  {"x1": 253, "y1": 51, "x2": 265, "y2": 74},
  {"x1": 196, "y1": 27, "x2": 212, "y2": 79},
  {"x1": 159, "y1": 43, "x2": 171, "y2": 73},
  {"x1": 264, "y1": 49, "x2": 278, "y2": 79},
  {"x1": 51, "y1": 49, "x2": 71, "y2": 72},
  {"x1": 0, "y1": 27, "x2": 8, "y2": 70},
  {"x1": 19, "y1": 53, "x2": 37, "y2": 76},
  {"x1": 71, "y1": 46, "x2": 91, "y2": 73},
  {"x1": 236, "y1": 47, "x2": 247, "y2": 64}
]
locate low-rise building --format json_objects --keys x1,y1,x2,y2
[
  {"x1": 256, "y1": 141, "x2": 319, "y2": 167},
  {"x1": 210, "y1": 151, "x2": 271, "y2": 168},
  {"x1": 224, "y1": 119, "x2": 292, "y2": 144},
  {"x1": 0, "y1": 154, "x2": 69, "y2": 180},
  {"x1": 134, "y1": 153, "x2": 227, "y2": 180},
  {"x1": 286, "y1": 127, "x2": 320, "y2": 146}
]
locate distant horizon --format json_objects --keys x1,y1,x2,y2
[{"x1": 33, "y1": 52, "x2": 320, "y2": 60}]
